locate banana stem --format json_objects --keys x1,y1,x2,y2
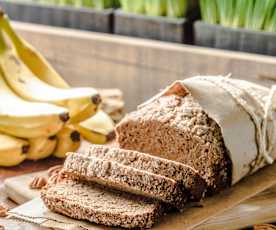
[
  {"x1": 0, "y1": 31, "x2": 8, "y2": 53},
  {"x1": 0, "y1": 15, "x2": 22, "y2": 51}
]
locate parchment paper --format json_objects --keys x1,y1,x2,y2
[{"x1": 141, "y1": 76, "x2": 276, "y2": 184}]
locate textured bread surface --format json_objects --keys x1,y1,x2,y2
[
  {"x1": 64, "y1": 152, "x2": 187, "y2": 209},
  {"x1": 116, "y1": 94, "x2": 232, "y2": 193},
  {"x1": 84, "y1": 144, "x2": 207, "y2": 200},
  {"x1": 41, "y1": 179, "x2": 162, "y2": 229}
]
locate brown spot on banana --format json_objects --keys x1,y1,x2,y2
[
  {"x1": 59, "y1": 113, "x2": 70, "y2": 122},
  {"x1": 18, "y1": 78, "x2": 25, "y2": 84},
  {"x1": 91, "y1": 94, "x2": 102, "y2": 105},
  {"x1": 48, "y1": 135, "x2": 57, "y2": 140},
  {"x1": 70, "y1": 131, "x2": 81, "y2": 142},
  {"x1": 0, "y1": 10, "x2": 4, "y2": 18},
  {"x1": 22, "y1": 144, "x2": 30, "y2": 154},
  {"x1": 9, "y1": 55, "x2": 20, "y2": 66}
]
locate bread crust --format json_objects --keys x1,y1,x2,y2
[
  {"x1": 84, "y1": 144, "x2": 207, "y2": 201},
  {"x1": 116, "y1": 94, "x2": 232, "y2": 193},
  {"x1": 64, "y1": 153, "x2": 187, "y2": 210},
  {"x1": 41, "y1": 179, "x2": 162, "y2": 229}
]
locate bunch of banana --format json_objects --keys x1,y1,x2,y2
[
  {"x1": 0, "y1": 11, "x2": 121, "y2": 167},
  {"x1": 0, "y1": 12, "x2": 121, "y2": 136}
]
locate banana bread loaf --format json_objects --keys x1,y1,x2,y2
[
  {"x1": 64, "y1": 152, "x2": 187, "y2": 210},
  {"x1": 116, "y1": 94, "x2": 232, "y2": 193},
  {"x1": 41, "y1": 179, "x2": 162, "y2": 229},
  {"x1": 84, "y1": 144, "x2": 207, "y2": 200}
]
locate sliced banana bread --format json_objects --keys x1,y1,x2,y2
[
  {"x1": 116, "y1": 94, "x2": 232, "y2": 193},
  {"x1": 64, "y1": 152, "x2": 187, "y2": 210},
  {"x1": 41, "y1": 179, "x2": 162, "y2": 229},
  {"x1": 83, "y1": 144, "x2": 207, "y2": 200}
]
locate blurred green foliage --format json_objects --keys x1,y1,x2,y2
[
  {"x1": 120, "y1": 0, "x2": 191, "y2": 18},
  {"x1": 17, "y1": 0, "x2": 193, "y2": 18},
  {"x1": 200, "y1": 0, "x2": 276, "y2": 32},
  {"x1": 18, "y1": 0, "x2": 119, "y2": 9}
]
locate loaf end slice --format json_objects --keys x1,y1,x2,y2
[
  {"x1": 41, "y1": 179, "x2": 162, "y2": 229},
  {"x1": 84, "y1": 144, "x2": 207, "y2": 201},
  {"x1": 64, "y1": 152, "x2": 187, "y2": 210}
]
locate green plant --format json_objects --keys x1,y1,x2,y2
[
  {"x1": 31, "y1": 0, "x2": 116, "y2": 9},
  {"x1": 93, "y1": 0, "x2": 114, "y2": 9},
  {"x1": 200, "y1": 0, "x2": 276, "y2": 32},
  {"x1": 200, "y1": 0, "x2": 217, "y2": 24},
  {"x1": 249, "y1": 0, "x2": 275, "y2": 30},
  {"x1": 264, "y1": 3, "x2": 276, "y2": 32},
  {"x1": 167, "y1": 0, "x2": 188, "y2": 18},
  {"x1": 119, "y1": 0, "x2": 191, "y2": 17},
  {"x1": 232, "y1": 0, "x2": 252, "y2": 28},
  {"x1": 216, "y1": 0, "x2": 235, "y2": 27},
  {"x1": 74, "y1": 0, "x2": 83, "y2": 7},
  {"x1": 145, "y1": 0, "x2": 167, "y2": 16},
  {"x1": 120, "y1": 0, "x2": 145, "y2": 14}
]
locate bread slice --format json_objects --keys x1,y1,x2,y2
[
  {"x1": 84, "y1": 144, "x2": 207, "y2": 201},
  {"x1": 115, "y1": 94, "x2": 232, "y2": 193},
  {"x1": 41, "y1": 179, "x2": 162, "y2": 229},
  {"x1": 64, "y1": 152, "x2": 187, "y2": 210}
]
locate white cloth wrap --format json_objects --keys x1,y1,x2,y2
[{"x1": 140, "y1": 76, "x2": 276, "y2": 185}]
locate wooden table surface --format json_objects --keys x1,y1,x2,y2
[
  {"x1": 0, "y1": 157, "x2": 63, "y2": 183},
  {"x1": 0, "y1": 157, "x2": 63, "y2": 230}
]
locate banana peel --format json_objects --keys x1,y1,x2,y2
[
  {"x1": 0, "y1": 72, "x2": 68, "y2": 138},
  {"x1": 76, "y1": 110, "x2": 115, "y2": 144},
  {"x1": 27, "y1": 136, "x2": 57, "y2": 161},
  {"x1": 53, "y1": 125, "x2": 81, "y2": 158}
]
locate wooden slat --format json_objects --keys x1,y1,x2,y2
[{"x1": 12, "y1": 21, "x2": 276, "y2": 111}]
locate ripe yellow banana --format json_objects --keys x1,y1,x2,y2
[
  {"x1": 76, "y1": 110, "x2": 115, "y2": 144},
  {"x1": 27, "y1": 136, "x2": 57, "y2": 161},
  {"x1": 0, "y1": 72, "x2": 68, "y2": 138},
  {"x1": 53, "y1": 125, "x2": 81, "y2": 158},
  {"x1": 0, "y1": 12, "x2": 68, "y2": 88},
  {"x1": 0, "y1": 14, "x2": 101, "y2": 123},
  {"x1": 0, "y1": 133, "x2": 29, "y2": 167}
]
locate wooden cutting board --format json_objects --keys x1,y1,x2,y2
[
  {"x1": 0, "y1": 158, "x2": 62, "y2": 230},
  {"x1": 4, "y1": 171, "x2": 44, "y2": 204},
  {"x1": 4, "y1": 169, "x2": 276, "y2": 230}
]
